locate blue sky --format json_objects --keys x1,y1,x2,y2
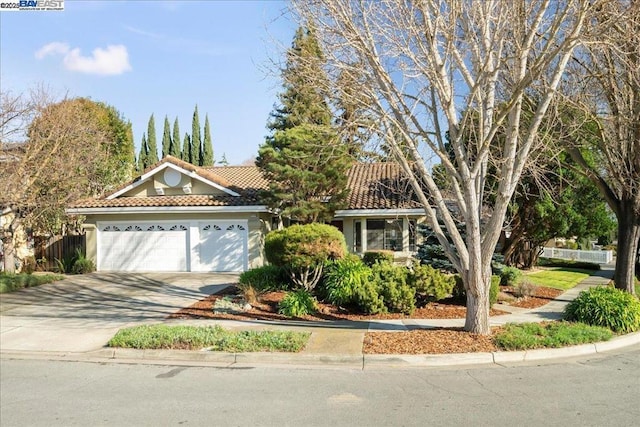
[{"x1": 0, "y1": 0, "x2": 297, "y2": 165}]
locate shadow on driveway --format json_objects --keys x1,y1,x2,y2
[{"x1": 0, "y1": 272, "x2": 239, "y2": 323}]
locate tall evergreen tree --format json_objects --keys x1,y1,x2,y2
[
  {"x1": 124, "y1": 123, "x2": 136, "y2": 178},
  {"x1": 256, "y1": 26, "x2": 352, "y2": 223},
  {"x1": 161, "y1": 115, "x2": 171, "y2": 158},
  {"x1": 201, "y1": 114, "x2": 214, "y2": 166},
  {"x1": 181, "y1": 132, "x2": 193, "y2": 164},
  {"x1": 146, "y1": 114, "x2": 159, "y2": 164},
  {"x1": 192, "y1": 105, "x2": 202, "y2": 166},
  {"x1": 170, "y1": 117, "x2": 181, "y2": 158},
  {"x1": 137, "y1": 133, "x2": 148, "y2": 173}
]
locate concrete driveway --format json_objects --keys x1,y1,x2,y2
[{"x1": 0, "y1": 272, "x2": 239, "y2": 352}]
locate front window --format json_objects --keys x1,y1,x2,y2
[
  {"x1": 354, "y1": 220, "x2": 362, "y2": 253},
  {"x1": 367, "y1": 219, "x2": 403, "y2": 251}
]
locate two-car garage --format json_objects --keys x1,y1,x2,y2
[{"x1": 96, "y1": 220, "x2": 248, "y2": 272}]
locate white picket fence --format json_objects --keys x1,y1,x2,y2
[{"x1": 541, "y1": 247, "x2": 614, "y2": 264}]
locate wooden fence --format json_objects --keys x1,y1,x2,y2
[{"x1": 34, "y1": 234, "x2": 86, "y2": 271}]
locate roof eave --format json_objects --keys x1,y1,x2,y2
[
  {"x1": 334, "y1": 208, "x2": 425, "y2": 217},
  {"x1": 66, "y1": 205, "x2": 271, "y2": 215}
]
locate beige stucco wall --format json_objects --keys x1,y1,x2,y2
[{"x1": 82, "y1": 212, "x2": 273, "y2": 271}]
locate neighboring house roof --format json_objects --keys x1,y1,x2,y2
[{"x1": 68, "y1": 156, "x2": 424, "y2": 213}]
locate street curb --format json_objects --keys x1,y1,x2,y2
[{"x1": 2, "y1": 331, "x2": 638, "y2": 369}]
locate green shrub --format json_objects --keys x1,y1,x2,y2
[
  {"x1": 265, "y1": 224, "x2": 346, "y2": 291},
  {"x1": 408, "y1": 263, "x2": 456, "y2": 302},
  {"x1": 370, "y1": 262, "x2": 415, "y2": 314},
  {"x1": 353, "y1": 281, "x2": 387, "y2": 314},
  {"x1": 490, "y1": 275, "x2": 500, "y2": 306},
  {"x1": 265, "y1": 224, "x2": 346, "y2": 268},
  {"x1": 564, "y1": 286, "x2": 640, "y2": 333},
  {"x1": 320, "y1": 257, "x2": 371, "y2": 306},
  {"x1": 494, "y1": 322, "x2": 612, "y2": 350},
  {"x1": 71, "y1": 258, "x2": 95, "y2": 274},
  {"x1": 451, "y1": 275, "x2": 499, "y2": 306},
  {"x1": 537, "y1": 258, "x2": 601, "y2": 271},
  {"x1": 239, "y1": 265, "x2": 289, "y2": 292},
  {"x1": 500, "y1": 266, "x2": 522, "y2": 286},
  {"x1": 0, "y1": 273, "x2": 64, "y2": 293},
  {"x1": 362, "y1": 250, "x2": 395, "y2": 267},
  {"x1": 278, "y1": 289, "x2": 317, "y2": 317}
]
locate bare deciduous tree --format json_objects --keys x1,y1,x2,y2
[
  {"x1": 293, "y1": 0, "x2": 595, "y2": 333},
  {"x1": 561, "y1": 1, "x2": 639, "y2": 293}
]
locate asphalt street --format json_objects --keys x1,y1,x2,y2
[{"x1": 2, "y1": 344, "x2": 639, "y2": 427}]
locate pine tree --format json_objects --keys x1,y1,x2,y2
[
  {"x1": 201, "y1": 114, "x2": 214, "y2": 166},
  {"x1": 137, "y1": 133, "x2": 148, "y2": 173},
  {"x1": 256, "y1": 26, "x2": 352, "y2": 223},
  {"x1": 170, "y1": 117, "x2": 181, "y2": 158},
  {"x1": 192, "y1": 105, "x2": 202, "y2": 166},
  {"x1": 146, "y1": 114, "x2": 159, "y2": 164},
  {"x1": 161, "y1": 115, "x2": 171, "y2": 158},
  {"x1": 181, "y1": 132, "x2": 192, "y2": 164}
]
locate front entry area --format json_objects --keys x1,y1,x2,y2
[{"x1": 97, "y1": 220, "x2": 248, "y2": 272}]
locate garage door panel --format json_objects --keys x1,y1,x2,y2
[
  {"x1": 197, "y1": 222, "x2": 247, "y2": 272},
  {"x1": 98, "y1": 223, "x2": 188, "y2": 272}
]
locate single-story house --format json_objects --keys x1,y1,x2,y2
[{"x1": 67, "y1": 156, "x2": 426, "y2": 272}]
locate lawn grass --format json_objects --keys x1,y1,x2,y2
[
  {"x1": 108, "y1": 324, "x2": 310, "y2": 352},
  {"x1": 523, "y1": 268, "x2": 592, "y2": 290},
  {"x1": 493, "y1": 322, "x2": 612, "y2": 351},
  {"x1": 0, "y1": 273, "x2": 65, "y2": 294}
]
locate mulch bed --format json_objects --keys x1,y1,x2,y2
[
  {"x1": 168, "y1": 286, "x2": 545, "y2": 322},
  {"x1": 168, "y1": 284, "x2": 568, "y2": 355},
  {"x1": 363, "y1": 327, "x2": 502, "y2": 354},
  {"x1": 499, "y1": 286, "x2": 564, "y2": 309}
]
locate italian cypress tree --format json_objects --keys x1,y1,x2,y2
[
  {"x1": 181, "y1": 132, "x2": 193, "y2": 164},
  {"x1": 137, "y1": 133, "x2": 148, "y2": 173},
  {"x1": 256, "y1": 26, "x2": 352, "y2": 223},
  {"x1": 170, "y1": 117, "x2": 181, "y2": 158},
  {"x1": 161, "y1": 115, "x2": 171, "y2": 158},
  {"x1": 192, "y1": 105, "x2": 202, "y2": 166},
  {"x1": 201, "y1": 114, "x2": 214, "y2": 166},
  {"x1": 146, "y1": 114, "x2": 159, "y2": 164}
]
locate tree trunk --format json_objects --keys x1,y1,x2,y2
[
  {"x1": 464, "y1": 261, "x2": 492, "y2": 334},
  {"x1": 1, "y1": 233, "x2": 16, "y2": 274},
  {"x1": 613, "y1": 203, "x2": 640, "y2": 294}
]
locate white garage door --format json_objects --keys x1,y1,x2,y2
[
  {"x1": 98, "y1": 223, "x2": 189, "y2": 272},
  {"x1": 196, "y1": 221, "x2": 247, "y2": 272}
]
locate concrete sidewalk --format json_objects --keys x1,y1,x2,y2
[{"x1": 2, "y1": 266, "x2": 639, "y2": 369}]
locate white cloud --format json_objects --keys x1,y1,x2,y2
[
  {"x1": 34, "y1": 42, "x2": 70, "y2": 59},
  {"x1": 35, "y1": 42, "x2": 132, "y2": 76}
]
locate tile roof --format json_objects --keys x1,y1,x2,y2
[
  {"x1": 345, "y1": 162, "x2": 422, "y2": 210},
  {"x1": 70, "y1": 157, "x2": 422, "y2": 211}
]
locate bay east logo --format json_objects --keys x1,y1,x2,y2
[{"x1": 0, "y1": 0, "x2": 64, "y2": 11}]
